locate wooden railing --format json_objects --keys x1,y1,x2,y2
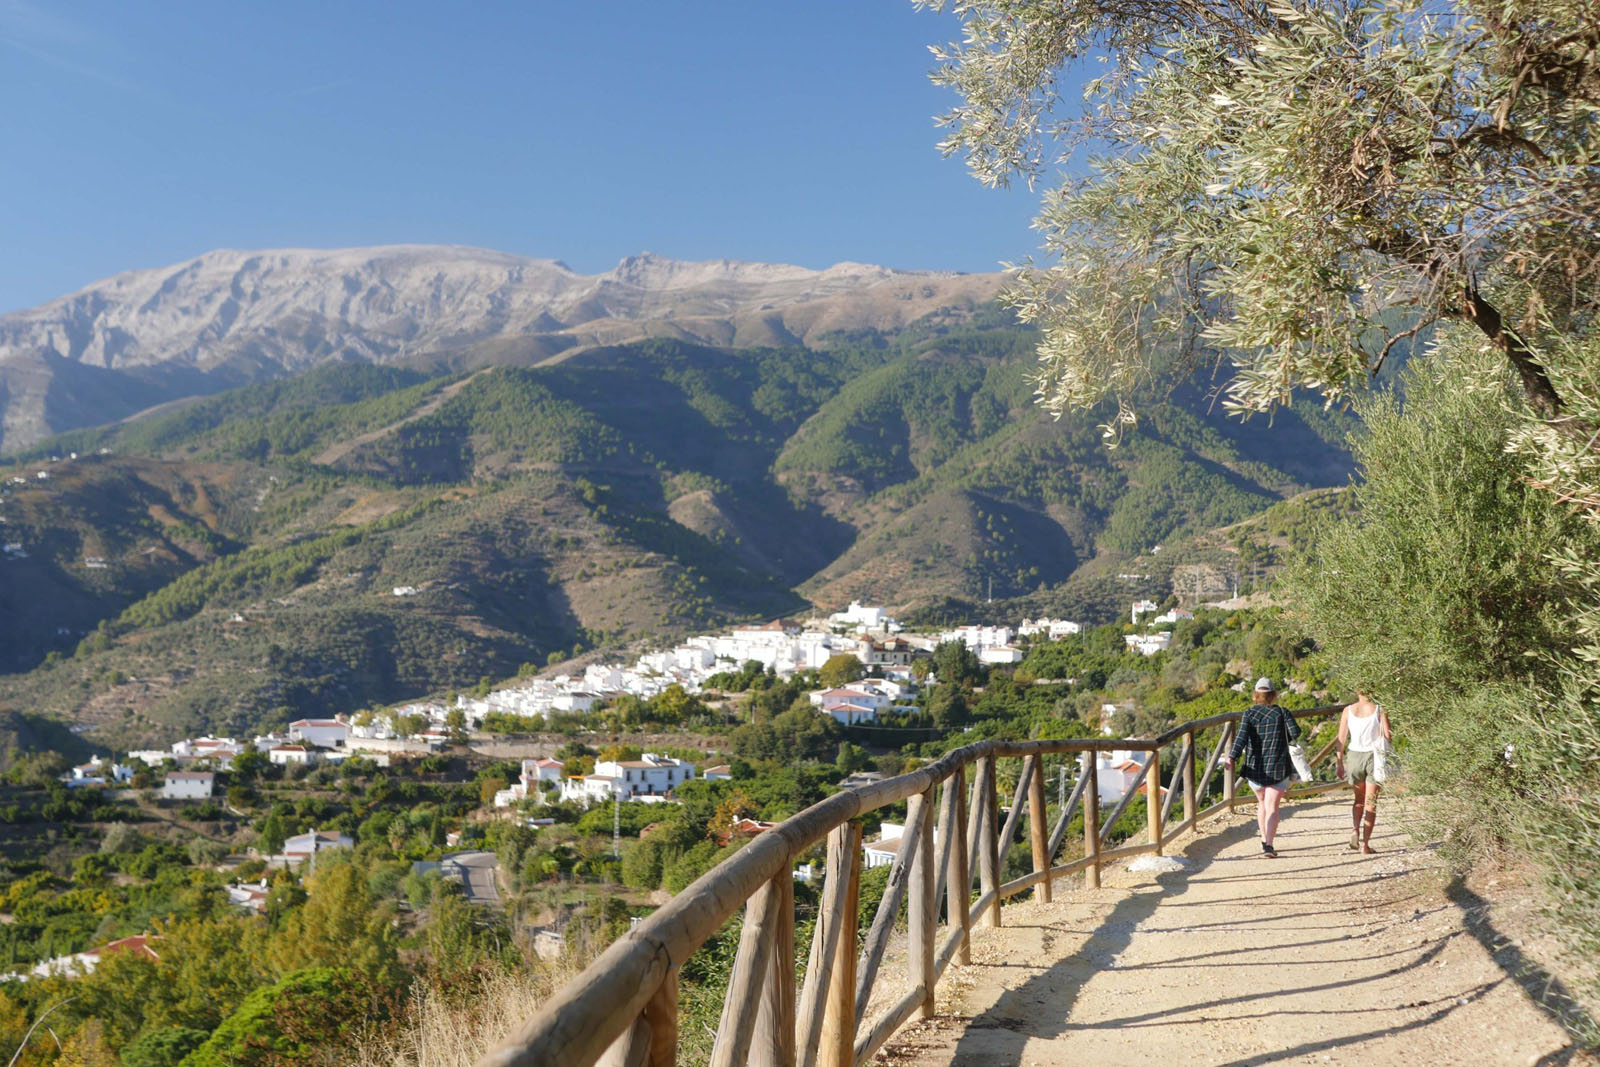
[{"x1": 481, "y1": 704, "x2": 1347, "y2": 1067}]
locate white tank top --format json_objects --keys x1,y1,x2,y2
[{"x1": 1346, "y1": 707, "x2": 1383, "y2": 752}]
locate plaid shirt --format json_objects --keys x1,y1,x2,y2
[{"x1": 1231, "y1": 703, "x2": 1302, "y2": 786}]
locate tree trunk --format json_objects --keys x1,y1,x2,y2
[{"x1": 1461, "y1": 287, "x2": 1567, "y2": 423}]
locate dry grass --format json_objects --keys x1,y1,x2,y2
[{"x1": 349, "y1": 959, "x2": 581, "y2": 1067}]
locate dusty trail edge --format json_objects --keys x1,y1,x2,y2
[{"x1": 875, "y1": 798, "x2": 1598, "y2": 1067}]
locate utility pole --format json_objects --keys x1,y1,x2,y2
[{"x1": 612, "y1": 791, "x2": 621, "y2": 859}]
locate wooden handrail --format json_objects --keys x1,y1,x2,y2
[{"x1": 482, "y1": 706, "x2": 1348, "y2": 1067}]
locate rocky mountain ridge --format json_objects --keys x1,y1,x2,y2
[{"x1": 0, "y1": 245, "x2": 1002, "y2": 452}]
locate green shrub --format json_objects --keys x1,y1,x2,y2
[
  {"x1": 180, "y1": 967, "x2": 395, "y2": 1066},
  {"x1": 121, "y1": 1026, "x2": 209, "y2": 1067}
]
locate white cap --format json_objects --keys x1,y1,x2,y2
[{"x1": 1253, "y1": 677, "x2": 1276, "y2": 692}]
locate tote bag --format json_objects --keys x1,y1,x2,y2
[
  {"x1": 1373, "y1": 739, "x2": 1398, "y2": 784},
  {"x1": 1283, "y1": 708, "x2": 1312, "y2": 782}
]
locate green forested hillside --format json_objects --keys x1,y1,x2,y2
[{"x1": 0, "y1": 311, "x2": 1354, "y2": 743}]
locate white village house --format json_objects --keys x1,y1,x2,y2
[
  {"x1": 493, "y1": 758, "x2": 565, "y2": 808},
  {"x1": 288, "y1": 718, "x2": 350, "y2": 749},
  {"x1": 862, "y1": 821, "x2": 940, "y2": 869},
  {"x1": 7, "y1": 935, "x2": 160, "y2": 981},
  {"x1": 936, "y1": 625, "x2": 1013, "y2": 652},
  {"x1": 1124, "y1": 631, "x2": 1173, "y2": 656},
  {"x1": 162, "y1": 771, "x2": 214, "y2": 800},
  {"x1": 271, "y1": 830, "x2": 354, "y2": 868},
  {"x1": 1093, "y1": 750, "x2": 1156, "y2": 807},
  {"x1": 560, "y1": 753, "x2": 696, "y2": 805},
  {"x1": 808, "y1": 678, "x2": 917, "y2": 726},
  {"x1": 1018, "y1": 617, "x2": 1083, "y2": 640},
  {"x1": 809, "y1": 686, "x2": 889, "y2": 725}
]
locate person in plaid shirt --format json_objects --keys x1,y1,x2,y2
[{"x1": 1223, "y1": 677, "x2": 1301, "y2": 858}]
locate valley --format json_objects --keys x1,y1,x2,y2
[{"x1": 0, "y1": 264, "x2": 1354, "y2": 750}]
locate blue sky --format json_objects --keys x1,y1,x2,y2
[{"x1": 0, "y1": 1, "x2": 1047, "y2": 314}]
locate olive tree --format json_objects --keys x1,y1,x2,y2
[{"x1": 917, "y1": 0, "x2": 1600, "y2": 433}]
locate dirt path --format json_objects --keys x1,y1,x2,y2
[
  {"x1": 310, "y1": 370, "x2": 487, "y2": 467},
  {"x1": 883, "y1": 798, "x2": 1595, "y2": 1067}
]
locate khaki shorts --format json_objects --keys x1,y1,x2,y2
[{"x1": 1346, "y1": 748, "x2": 1377, "y2": 785}]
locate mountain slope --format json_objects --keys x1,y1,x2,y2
[
  {"x1": 0, "y1": 245, "x2": 1003, "y2": 452},
  {"x1": 0, "y1": 273, "x2": 1355, "y2": 747}
]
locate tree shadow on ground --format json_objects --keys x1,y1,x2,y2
[
  {"x1": 1446, "y1": 879, "x2": 1599, "y2": 1063},
  {"x1": 931, "y1": 807, "x2": 1541, "y2": 1066}
]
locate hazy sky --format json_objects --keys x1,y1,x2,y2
[{"x1": 0, "y1": 1, "x2": 1048, "y2": 314}]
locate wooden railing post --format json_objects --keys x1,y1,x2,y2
[
  {"x1": 996, "y1": 757, "x2": 1032, "y2": 870},
  {"x1": 1223, "y1": 723, "x2": 1237, "y2": 813},
  {"x1": 1082, "y1": 752, "x2": 1100, "y2": 889},
  {"x1": 909, "y1": 786, "x2": 936, "y2": 1020},
  {"x1": 1182, "y1": 728, "x2": 1197, "y2": 829},
  {"x1": 854, "y1": 796, "x2": 925, "y2": 1022},
  {"x1": 817, "y1": 826, "x2": 861, "y2": 1067},
  {"x1": 597, "y1": 1016, "x2": 652, "y2": 1067},
  {"x1": 1146, "y1": 746, "x2": 1163, "y2": 856},
  {"x1": 602, "y1": 973, "x2": 677, "y2": 1067},
  {"x1": 1027, "y1": 755, "x2": 1051, "y2": 903},
  {"x1": 713, "y1": 873, "x2": 790, "y2": 1067},
  {"x1": 797, "y1": 823, "x2": 860, "y2": 1067},
  {"x1": 949, "y1": 766, "x2": 971, "y2": 965},
  {"x1": 645, "y1": 970, "x2": 679, "y2": 1067},
  {"x1": 964, "y1": 758, "x2": 985, "y2": 887},
  {"x1": 754, "y1": 874, "x2": 796, "y2": 1067},
  {"x1": 979, "y1": 756, "x2": 1001, "y2": 928}
]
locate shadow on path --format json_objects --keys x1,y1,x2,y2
[
  {"x1": 930, "y1": 802, "x2": 1529, "y2": 1066},
  {"x1": 1447, "y1": 879, "x2": 1598, "y2": 1058},
  {"x1": 937, "y1": 815, "x2": 1260, "y2": 1064}
]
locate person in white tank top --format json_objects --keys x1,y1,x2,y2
[{"x1": 1335, "y1": 691, "x2": 1392, "y2": 853}]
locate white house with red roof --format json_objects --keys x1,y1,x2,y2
[
  {"x1": 809, "y1": 685, "x2": 892, "y2": 724},
  {"x1": 226, "y1": 880, "x2": 271, "y2": 913},
  {"x1": 268, "y1": 744, "x2": 314, "y2": 766},
  {"x1": 1095, "y1": 749, "x2": 1153, "y2": 806},
  {"x1": 15, "y1": 935, "x2": 160, "y2": 979}
]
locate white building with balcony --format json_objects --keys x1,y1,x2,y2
[{"x1": 559, "y1": 753, "x2": 695, "y2": 805}]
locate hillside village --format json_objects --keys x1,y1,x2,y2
[
  {"x1": 96, "y1": 598, "x2": 1168, "y2": 782},
  {"x1": 31, "y1": 598, "x2": 1205, "y2": 915}
]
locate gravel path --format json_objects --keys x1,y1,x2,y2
[{"x1": 880, "y1": 799, "x2": 1595, "y2": 1067}]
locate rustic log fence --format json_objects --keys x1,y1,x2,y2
[{"x1": 482, "y1": 704, "x2": 1347, "y2": 1067}]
